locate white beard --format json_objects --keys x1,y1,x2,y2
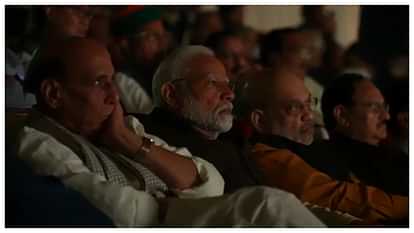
[{"x1": 181, "y1": 96, "x2": 234, "y2": 134}]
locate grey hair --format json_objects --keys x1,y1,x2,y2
[{"x1": 152, "y1": 45, "x2": 215, "y2": 107}]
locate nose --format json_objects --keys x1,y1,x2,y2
[
  {"x1": 382, "y1": 109, "x2": 391, "y2": 121},
  {"x1": 221, "y1": 83, "x2": 235, "y2": 102},
  {"x1": 105, "y1": 81, "x2": 120, "y2": 104},
  {"x1": 301, "y1": 106, "x2": 314, "y2": 122}
]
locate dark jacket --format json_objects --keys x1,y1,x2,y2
[
  {"x1": 311, "y1": 134, "x2": 409, "y2": 196},
  {"x1": 135, "y1": 108, "x2": 260, "y2": 193},
  {"x1": 250, "y1": 134, "x2": 350, "y2": 181}
]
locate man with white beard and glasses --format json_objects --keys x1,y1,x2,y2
[
  {"x1": 16, "y1": 38, "x2": 325, "y2": 227},
  {"x1": 137, "y1": 46, "x2": 409, "y2": 226},
  {"x1": 136, "y1": 46, "x2": 261, "y2": 193}
]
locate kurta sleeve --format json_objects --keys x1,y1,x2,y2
[
  {"x1": 16, "y1": 127, "x2": 159, "y2": 227},
  {"x1": 126, "y1": 116, "x2": 225, "y2": 198}
]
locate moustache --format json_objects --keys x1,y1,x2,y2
[
  {"x1": 301, "y1": 122, "x2": 315, "y2": 132},
  {"x1": 377, "y1": 121, "x2": 387, "y2": 128},
  {"x1": 216, "y1": 102, "x2": 234, "y2": 114}
]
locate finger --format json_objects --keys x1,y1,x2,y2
[{"x1": 113, "y1": 100, "x2": 124, "y2": 118}]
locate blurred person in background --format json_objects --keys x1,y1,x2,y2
[
  {"x1": 6, "y1": 6, "x2": 37, "y2": 109},
  {"x1": 111, "y1": 6, "x2": 171, "y2": 114},
  {"x1": 300, "y1": 5, "x2": 344, "y2": 87},
  {"x1": 205, "y1": 31, "x2": 252, "y2": 81},
  {"x1": 187, "y1": 6, "x2": 223, "y2": 45},
  {"x1": 340, "y1": 42, "x2": 376, "y2": 80}
]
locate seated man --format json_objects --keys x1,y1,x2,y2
[
  {"x1": 111, "y1": 6, "x2": 169, "y2": 114},
  {"x1": 260, "y1": 27, "x2": 325, "y2": 128},
  {"x1": 140, "y1": 45, "x2": 260, "y2": 193},
  {"x1": 317, "y1": 73, "x2": 408, "y2": 196},
  {"x1": 238, "y1": 66, "x2": 346, "y2": 178},
  {"x1": 15, "y1": 37, "x2": 323, "y2": 227},
  {"x1": 204, "y1": 30, "x2": 252, "y2": 80},
  {"x1": 239, "y1": 67, "x2": 408, "y2": 224}
]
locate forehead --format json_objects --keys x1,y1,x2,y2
[
  {"x1": 185, "y1": 54, "x2": 227, "y2": 81},
  {"x1": 62, "y1": 41, "x2": 113, "y2": 80},
  {"x1": 271, "y1": 71, "x2": 309, "y2": 100},
  {"x1": 353, "y1": 80, "x2": 384, "y2": 101},
  {"x1": 140, "y1": 20, "x2": 164, "y2": 32}
]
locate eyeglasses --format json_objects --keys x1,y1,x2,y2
[
  {"x1": 283, "y1": 97, "x2": 318, "y2": 116},
  {"x1": 353, "y1": 102, "x2": 390, "y2": 114},
  {"x1": 170, "y1": 76, "x2": 235, "y2": 91}
]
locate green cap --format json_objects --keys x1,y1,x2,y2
[{"x1": 112, "y1": 6, "x2": 162, "y2": 37}]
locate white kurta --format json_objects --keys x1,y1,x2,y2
[
  {"x1": 16, "y1": 115, "x2": 324, "y2": 227},
  {"x1": 16, "y1": 115, "x2": 224, "y2": 226}
]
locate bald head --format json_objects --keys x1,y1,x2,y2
[
  {"x1": 25, "y1": 37, "x2": 111, "y2": 96},
  {"x1": 242, "y1": 67, "x2": 315, "y2": 145},
  {"x1": 242, "y1": 67, "x2": 305, "y2": 112},
  {"x1": 26, "y1": 37, "x2": 118, "y2": 137}
]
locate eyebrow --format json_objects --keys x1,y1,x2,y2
[{"x1": 206, "y1": 73, "x2": 229, "y2": 82}]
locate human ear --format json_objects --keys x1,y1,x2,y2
[
  {"x1": 333, "y1": 105, "x2": 350, "y2": 128},
  {"x1": 250, "y1": 109, "x2": 266, "y2": 133},
  {"x1": 160, "y1": 83, "x2": 180, "y2": 110},
  {"x1": 40, "y1": 79, "x2": 63, "y2": 109}
]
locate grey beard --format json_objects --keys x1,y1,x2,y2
[{"x1": 181, "y1": 96, "x2": 233, "y2": 134}]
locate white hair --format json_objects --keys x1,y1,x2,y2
[{"x1": 152, "y1": 45, "x2": 214, "y2": 107}]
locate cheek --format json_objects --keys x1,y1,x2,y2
[
  {"x1": 140, "y1": 42, "x2": 159, "y2": 58},
  {"x1": 193, "y1": 88, "x2": 221, "y2": 109},
  {"x1": 222, "y1": 58, "x2": 235, "y2": 70},
  {"x1": 131, "y1": 44, "x2": 154, "y2": 64},
  {"x1": 287, "y1": 116, "x2": 303, "y2": 132},
  {"x1": 71, "y1": 90, "x2": 107, "y2": 114},
  {"x1": 350, "y1": 113, "x2": 372, "y2": 134},
  {"x1": 366, "y1": 113, "x2": 380, "y2": 129},
  {"x1": 269, "y1": 112, "x2": 295, "y2": 133}
]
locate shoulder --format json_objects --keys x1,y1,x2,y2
[
  {"x1": 250, "y1": 143, "x2": 302, "y2": 164},
  {"x1": 16, "y1": 126, "x2": 90, "y2": 176}
]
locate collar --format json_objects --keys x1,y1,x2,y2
[
  {"x1": 149, "y1": 107, "x2": 196, "y2": 133},
  {"x1": 330, "y1": 133, "x2": 379, "y2": 150},
  {"x1": 250, "y1": 133, "x2": 309, "y2": 155}
]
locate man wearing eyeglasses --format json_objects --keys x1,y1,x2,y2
[
  {"x1": 237, "y1": 67, "x2": 408, "y2": 225},
  {"x1": 135, "y1": 45, "x2": 262, "y2": 194},
  {"x1": 316, "y1": 73, "x2": 408, "y2": 197},
  {"x1": 45, "y1": 6, "x2": 94, "y2": 40},
  {"x1": 240, "y1": 67, "x2": 342, "y2": 174},
  {"x1": 259, "y1": 27, "x2": 327, "y2": 140},
  {"x1": 204, "y1": 31, "x2": 252, "y2": 81},
  {"x1": 111, "y1": 6, "x2": 170, "y2": 114}
]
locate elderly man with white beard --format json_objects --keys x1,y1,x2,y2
[
  {"x1": 133, "y1": 46, "x2": 410, "y2": 226},
  {"x1": 136, "y1": 46, "x2": 261, "y2": 193}
]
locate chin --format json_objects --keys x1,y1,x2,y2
[
  {"x1": 376, "y1": 129, "x2": 388, "y2": 140},
  {"x1": 216, "y1": 118, "x2": 233, "y2": 133},
  {"x1": 301, "y1": 137, "x2": 314, "y2": 145}
]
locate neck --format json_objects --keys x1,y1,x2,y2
[
  {"x1": 333, "y1": 131, "x2": 379, "y2": 146},
  {"x1": 192, "y1": 125, "x2": 219, "y2": 140}
]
